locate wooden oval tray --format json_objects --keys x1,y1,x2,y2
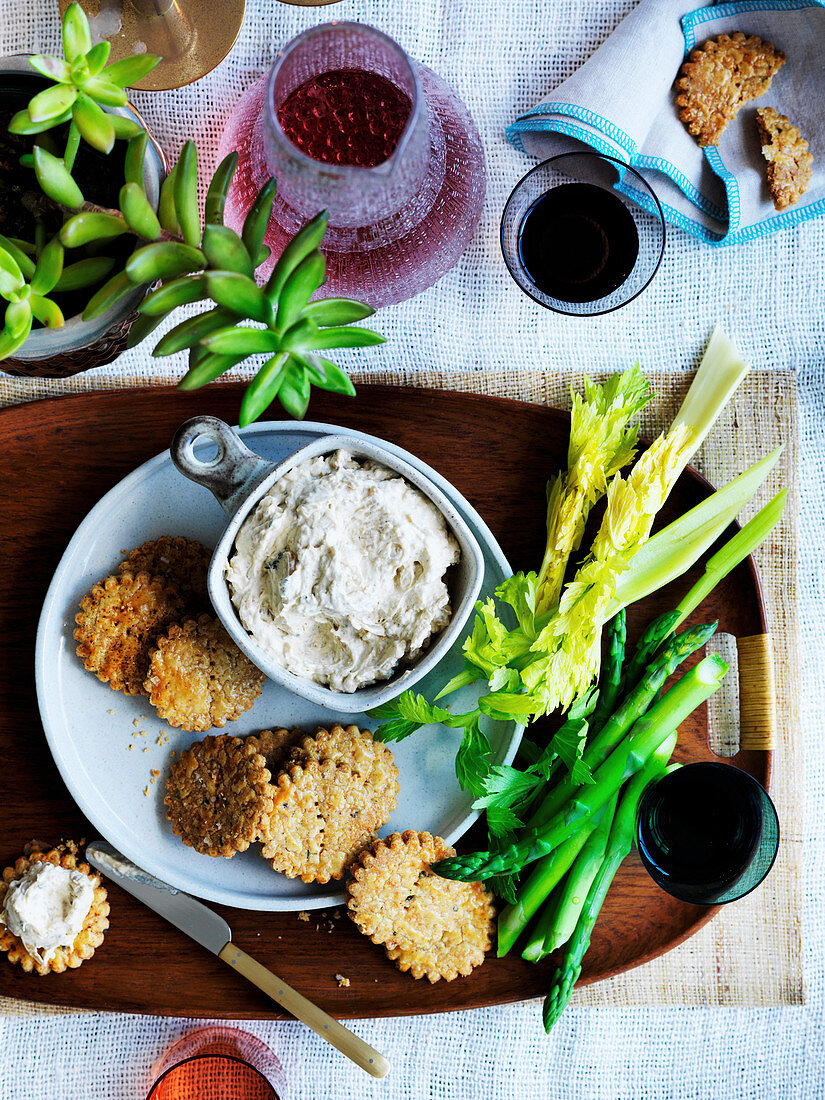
[{"x1": 0, "y1": 383, "x2": 768, "y2": 1018}]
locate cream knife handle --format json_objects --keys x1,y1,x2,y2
[{"x1": 218, "y1": 943, "x2": 390, "y2": 1079}]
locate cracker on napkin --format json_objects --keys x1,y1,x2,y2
[
  {"x1": 756, "y1": 106, "x2": 813, "y2": 210},
  {"x1": 675, "y1": 33, "x2": 785, "y2": 146}
]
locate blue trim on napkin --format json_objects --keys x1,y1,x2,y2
[{"x1": 506, "y1": 0, "x2": 825, "y2": 246}]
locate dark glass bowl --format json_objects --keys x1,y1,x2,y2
[{"x1": 500, "y1": 151, "x2": 666, "y2": 316}]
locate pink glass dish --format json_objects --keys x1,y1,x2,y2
[{"x1": 218, "y1": 22, "x2": 487, "y2": 307}]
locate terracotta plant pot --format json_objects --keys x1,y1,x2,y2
[{"x1": 0, "y1": 56, "x2": 167, "y2": 378}]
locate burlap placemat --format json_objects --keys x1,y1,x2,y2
[{"x1": 0, "y1": 367, "x2": 801, "y2": 1012}]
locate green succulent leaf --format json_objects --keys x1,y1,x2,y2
[
  {"x1": 30, "y1": 293, "x2": 64, "y2": 328},
  {"x1": 299, "y1": 354, "x2": 356, "y2": 397},
  {"x1": 5, "y1": 298, "x2": 32, "y2": 337},
  {"x1": 100, "y1": 53, "x2": 160, "y2": 88},
  {"x1": 0, "y1": 317, "x2": 33, "y2": 359},
  {"x1": 0, "y1": 237, "x2": 35, "y2": 281},
  {"x1": 158, "y1": 164, "x2": 179, "y2": 235},
  {"x1": 173, "y1": 141, "x2": 201, "y2": 248},
  {"x1": 31, "y1": 238, "x2": 65, "y2": 296},
  {"x1": 72, "y1": 92, "x2": 115, "y2": 153},
  {"x1": 8, "y1": 107, "x2": 73, "y2": 135},
  {"x1": 275, "y1": 249, "x2": 326, "y2": 332},
  {"x1": 178, "y1": 351, "x2": 246, "y2": 390},
  {"x1": 124, "y1": 131, "x2": 149, "y2": 187},
  {"x1": 126, "y1": 241, "x2": 204, "y2": 283},
  {"x1": 62, "y1": 3, "x2": 92, "y2": 63},
  {"x1": 276, "y1": 362, "x2": 312, "y2": 420},
  {"x1": 202, "y1": 224, "x2": 254, "y2": 278},
  {"x1": 238, "y1": 353, "x2": 289, "y2": 426},
  {"x1": 302, "y1": 298, "x2": 375, "y2": 326},
  {"x1": 60, "y1": 211, "x2": 126, "y2": 248},
  {"x1": 205, "y1": 152, "x2": 239, "y2": 226},
  {"x1": 140, "y1": 274, "x2": 208, "y2": 316},
  {"x1": 205, "y1": 271, "x2": 271, "y2": 324},
  {"x1": 241, "y1": 178, "x2": 277, "y2": 266},
  {"x1": 0, "y1": 243, "x2": 28, "y2": 291},
  {"x1": 110, "y1": 115, "x2": 143, "y2": 140},
  {"x1": 32, "y1": 146, "x2": 84, "y2": 208},
  {"x1": 77, "y1": 76, "x2": 127, "y2": 107},
  {"x1": 204, "y1": 326, "x2": 282, "y2": 356},
  {"x1": 28, "y1": 83, "x2": 78, "y2": 123},
  {"x1": 266, "y1": 210, "x2": 327, "y2": 301},
  {"x1": 125, "y1": 308, "x2": 165, "y2": 349},
  {"x1": 84, "y1": 41, "x2": 111, "y2": 76},
  {"x1": 119, "y1": 182, "x2": 162, "y2": 240},
  {"x1": 29, "y1": 55, "x2": 72, "y2": 83},
  {"x1": 54, "y1": 255, "x2": 116, "y2": 292},
  {"x1": 82, "y1": 270, "x2": 134, "y2": 320},
  {"x1": 153, "y1": 306, "x2": 238, "y2": 357},
  {"x1": 285, "y1": 324, "x2": 385, "y2": 352}
]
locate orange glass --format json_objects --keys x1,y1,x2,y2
[{"x1": 147, "y1": 1027, "x2": 286, "y2": 1100}]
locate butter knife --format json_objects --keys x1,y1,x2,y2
[{"x1": 86, "y1": 841, "x2": 389, "y2": 1079}]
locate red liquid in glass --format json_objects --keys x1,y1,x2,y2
[
  {"x1": 277, "y1": 69, "x2": 412, "y2": 168},
  {"x1": 148, "y1": 1054, "x2": 279, "y2": 1100}
]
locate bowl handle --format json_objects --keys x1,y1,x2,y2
[{"x1": 171, "y1": 416, "x2": 274, "y2": 516}]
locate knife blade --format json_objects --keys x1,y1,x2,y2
[
  {"x1": 87, "y1": 842, "x2": 231, "y2": 954},
  {"x1": 86, "y1": 841, "x2": 389, "y2": 1079}
]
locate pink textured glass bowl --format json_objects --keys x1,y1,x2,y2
[{"x1": 218, "y1": 22, "x2": 487, "y2": 307}]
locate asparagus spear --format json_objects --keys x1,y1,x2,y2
[
  {"x1": 433, "y1": 654, "x2": 727, "y2": 882},
  {"x1": 496, "y1": 817, "x2": 600, "y2": 958},
  {"x1": 619, "y1": 610, "x2": 680, "y2": 697},
  {"x1": 528, "y1": 621, "x2": 717, "y2": 831},
  {"x1": 542, "y1": 745, "x2": 680, "y2": 1032},
  {"x1": 521, "y1": 794, "x2": 618, "y2": 962},
  {"x1": 588, "y1": 611, "x2": 627, "y2": 736}
]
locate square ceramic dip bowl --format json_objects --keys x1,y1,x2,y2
[{"x1": 171, "y1": 415, "x2": 485, "y2": 713}]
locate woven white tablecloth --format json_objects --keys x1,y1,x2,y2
[{"x1": 0, "y1": 1, "x2": 822, "y2": 1096}]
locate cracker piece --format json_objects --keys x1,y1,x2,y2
[
  {"x1": 347, "y1": 831, "x2": 495, "y2": 983},
  {"x1": 675, "y1": 33, "x2": 785, "y2": 146},
  {"x1": 0, "y1": 841, "x2": 109, "y2": 976},
  {"x1": 261, "y1": 739, "x2": 398, "y2": 883},
  {"x1": 756, "y1": 106, "x2": 813, "y2": 210},
  {"x1": 118, "y1": 536, "x2": 211, "y2": 609},
  {"x1": 246, "y1": 728, "x2": 302, "y2": 775},
  {"x1": 164, "y1": 734, "x2": 274, "y2": 857},
  {"x1": 146, "y1": 614, "x2": 264, "y2": 732},
  {"x1": 291, "y1": 724, "x2": 400, "y2": 789},
  {"x1": 74, "y1": 571, "x2": 185, "y2": 695}
]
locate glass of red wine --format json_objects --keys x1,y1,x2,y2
[
  {"x1": 500, "y1": 152, "x2": 665, "y2": 315},
  {"x1": 636, "y1": 762, "x2": 780, "y2": 906},
  {"x1": 147, "y1": 1027, "x2": 286, "y2": 1100}
]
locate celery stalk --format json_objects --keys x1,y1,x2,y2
[
  {"x1": 670, "y1": 327, "x2": 750, "y2": 475},
  {"x1": 605, "y1": 448, "x2": 781, "y2": 615},
  {"x1": 671, "y1": 488, "x2": 787, "y2": 628}
]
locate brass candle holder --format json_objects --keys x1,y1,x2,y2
[{"x1": 57, "y1": 0, "x2": 247, "y2": 90}]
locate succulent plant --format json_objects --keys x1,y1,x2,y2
[{"x1": 0, "y1": 2, "x2": 385, "y2": 423}]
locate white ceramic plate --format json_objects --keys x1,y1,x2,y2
[{"x1": 36, "y1": 421, "x2": 521, "y2": 911}]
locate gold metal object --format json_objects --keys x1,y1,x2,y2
[{"x1": 57, "y1": 0, "x2": 247, "y2": 91}]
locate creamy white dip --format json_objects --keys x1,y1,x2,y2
[
  {"x1": 226, "y1": 450, "x2": 460, "y2": 692},
  {"x1": 0, "y1": 862, "x2": 94, "y2": 966}
]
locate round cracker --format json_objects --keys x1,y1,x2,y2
[
  {"x1": 164, "y1": 734, "x2": 274, "y2": 857},
  {"x1": 347, "y1": 830, "x2": 495, "y2": 982},
  {"x1": 146, "y1": 614, "x2": 264, "y2": 732},
  {"x1": 0, "y1": 841, "x2": 109, "y2": 976},
  {"x1": 74, "y1": 571, "x2": 185, "y2": 695},
  {"x1": 261, "y1": 739, "x2": 398, "y2": 883},
  {"x1": 118, "y1": 536, "x2": 211, "y2": 609}
]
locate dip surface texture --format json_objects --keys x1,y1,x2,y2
[
  {"x1": 0, "y1": 861, "x2": 94, "y2": 966},
  {"x1": 226, "y1": 450, "x2": 460, "y2": 692}
]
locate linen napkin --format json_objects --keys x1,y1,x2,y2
[{"x1": 506, "y1": 0, "x2": 825, "y2": 244}]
